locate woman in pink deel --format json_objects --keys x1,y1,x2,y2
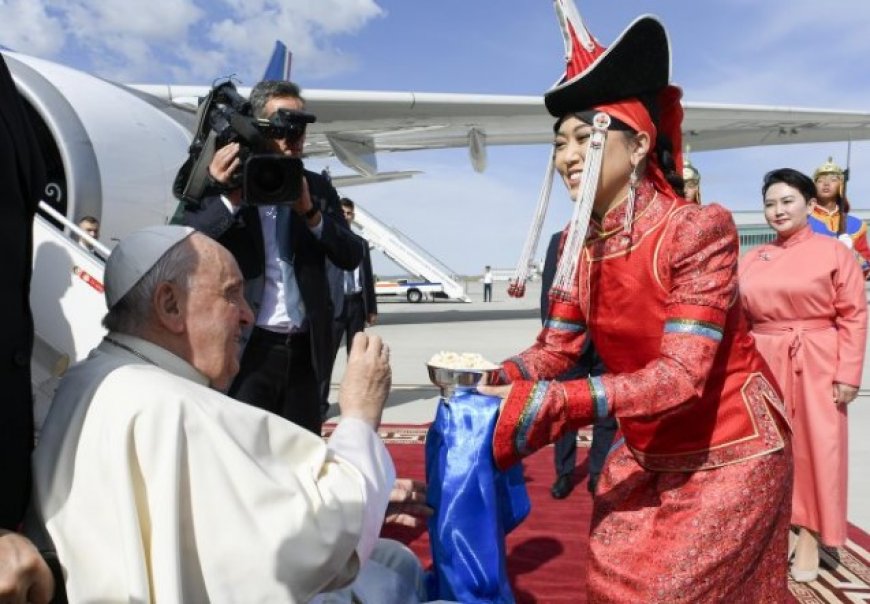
[{"x1": 739, "y1": 167, "x2": 867, "y2": 583}]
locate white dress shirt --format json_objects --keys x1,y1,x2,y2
[{"x1": 220, "y1": 197, "x2": 323, "y2": 332}]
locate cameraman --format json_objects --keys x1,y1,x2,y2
[{"x1": 179, "y1": 80, "x2": 363, "y2": 435}]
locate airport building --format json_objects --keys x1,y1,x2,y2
[{"x1": 734, "y1": 209, "x2": 870, "y2": 253}]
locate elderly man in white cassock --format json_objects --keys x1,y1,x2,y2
[{"x1": 27, "y1": 225, "x2": 406, "y2": 603}]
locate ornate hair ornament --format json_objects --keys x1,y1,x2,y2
[
  {"x1": 550, "y1": 111, "x2": 611, "y2": 299},
  {"x1": 509, "y1": 0, "x2": 675, "y2": 298},
  {"x1": 508, "y1": 155, "x2": 555, "y2": 298}
]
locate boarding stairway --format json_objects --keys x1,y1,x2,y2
[
  {"x1": 30, "y1": 202, "x2": 110, "y2": 431},
  {"x1": 351, "y1": 205, "x2": 471, "y2": 302}
]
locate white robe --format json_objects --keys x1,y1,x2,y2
[{"x1": 29, "y1": 333, "x2": 395, "y2": 603}]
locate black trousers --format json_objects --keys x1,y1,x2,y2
[
  {"x1": 319, "y1": 294, "x2": 366, "y2": 406},
  {"x1": 229, "y1": 327, "x2": 322, "y2": 435},
  {"x1": 483, "y1": 283, "x2": 493, "y2": 302},
  {"x1": 554, "y1": 415, "x2": 618, "y2": 492},
  {"x1": 334, "y1": 293, "x2": 367, "y2": 356}
]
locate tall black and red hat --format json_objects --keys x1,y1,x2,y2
[
  {"x1": 509, "y1": 1, "x2": 687, "y2": 297},
  {"x1": 544, "y1": 0, "x2": 684, "y2": 196}
]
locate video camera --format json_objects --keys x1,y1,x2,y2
[{"x1": 174, "y1": 80, "x2": 316, "y2": 206}]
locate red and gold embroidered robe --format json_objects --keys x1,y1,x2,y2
[{"x1": 493, "y1": 182, "x2": 793, "y2": 602}]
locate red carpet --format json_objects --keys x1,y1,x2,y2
[
  {"x1": 380, "y1": 436, "x2": 593, "y2": 603},
  {"x1": 325, "y1": 424, "x2": 870, "y2": 602}
]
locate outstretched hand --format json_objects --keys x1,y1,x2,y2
[
  {"x1": 384, "y1": 479, "x2": 432, "y2": 528},
  {"x1": 0, "y1": 530, "x2": 54, "y2": 604},
  {"x1": 338, "y1": 333, "x2": 391, "y2": 429},
  {"x1": 476, "y1": 384, "x2": 512, "y2": 401}
]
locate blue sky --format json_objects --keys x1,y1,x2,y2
[{"x1": 3, "y1": 0, "x2": 870, "y2": 275}]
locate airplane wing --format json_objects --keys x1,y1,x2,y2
[
  {"x1": 302, "y1": 93, "x2": 870, "y2": 154},
  {"x1": 329, "y1": 169, "x2": 422, "y2": 188},
  {"x1": 6, "y1": 43, "x2": 870, "y2": 245},
  {"x1": 681, "y1": 103, "x2": 870, "y2": 151},
  {"x1": 130, "y1": 83, "x2": 870, "y2": 175}
]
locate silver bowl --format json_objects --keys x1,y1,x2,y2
[{"x1": 427, "y1": 363, "x2": 498, "y2": 398}]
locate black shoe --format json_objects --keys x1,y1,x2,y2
[
  {"x1": 588, "y1": 474, "x2": 599, "y2": 495},
  {"x1": 550, "y1": 475, "x2": 574, "y2": 499}
]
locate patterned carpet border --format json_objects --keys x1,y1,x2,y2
[
  {"x1": 789, "y1": 537, "x2": 870, "y2": 603},
  {"x1": 322, "y1": 422, "x2": 594, "y2": 446},
  {"x1": 326, "y1": 424, "x2": 870, "y2": 602}
]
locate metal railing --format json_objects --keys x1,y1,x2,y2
[
  {"x1": 351, "y1": 205, "x2": 470, "y2": 302},
  {"x1": 38, "y1": 201, "x2": 111, "y2": 259}
]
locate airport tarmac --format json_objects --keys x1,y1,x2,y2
[{"x1": 328, "y1": 278, "x2": 870, "y2": 532}]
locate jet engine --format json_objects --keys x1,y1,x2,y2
[{"x1": 3, "y1": 50, "x2": 194, "y2": 244}]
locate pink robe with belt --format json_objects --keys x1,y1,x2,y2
[{"x1": 739, "y1": 225, "x2": 867, "y2": 546}]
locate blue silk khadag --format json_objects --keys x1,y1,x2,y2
[{"x1": 425, "y1": 388, "x2": 531, "y2": 603}]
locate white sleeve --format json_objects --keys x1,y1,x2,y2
[
  {"x1": 326, "y1": 417, "x2": 396, "y2": 562},
  {"x1": 309, "y1": 217, "x2": 325, "y2": 239},
  {"x1": 220, "y1": 193, "x2": 241, "y2": 215},
  {"x1": 107, "y1": 370, "x2": 396, "y2": 601}
]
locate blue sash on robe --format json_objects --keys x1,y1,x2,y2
[
  {"x1": 425, "y1": 388, "x2": 531, "y2": 603},
  {"x1": 809, "y1": 214, "x2": 870, "y2": 273}
]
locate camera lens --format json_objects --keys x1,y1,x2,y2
[
  {"x1": 243, "y1": 155, "x2": 303, "y2": 204},
  {"x1": 285, "y1": 124, "x2": 305, "y2": 141},
  {"x1": 252, "y1": 162, "x2": 284, "y2": 194}
]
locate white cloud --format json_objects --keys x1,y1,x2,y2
[
  {"x1": 202, "y1": 0, "x2": 383, "y2": 83},
  {"x1": 0, "y1": 0, "x2": 65, "y2": 56},
  {"x1": 0, "y1": 0, "x2": 384, "y2": 82},
  {"x1": 62, "y1": 0, "x2": 202, "y2": 41},
  {"x1": 261, "y1": 0, "x2": 385, "y2": 35}
]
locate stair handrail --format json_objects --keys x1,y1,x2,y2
[
  {"x1": 350, "y1": 205, "x2": 469, "y2": 301},
  {"x1": 38, "y1": 201, "x2": 112, "y2": 260}
]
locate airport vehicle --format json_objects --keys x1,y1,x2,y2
[{"x1": 375, "y1": 279, "x2": 448, "y2": 303}]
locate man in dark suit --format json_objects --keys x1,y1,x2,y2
[
  {"x1": 335, "y1": 198, "x2": 378, "y2": 351},
  {"x1": 0, "y1": 53, "x2": 55, "y2": 602},
  {"x1": 320, "y1": 198, "x2": 378, "y2": 411},
  {"x1": 179, "y1": 80, "x2": 363, "y2": 436},
  {"x1": 541, "y1": 232, "x2": 617, "y2": 498}
]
